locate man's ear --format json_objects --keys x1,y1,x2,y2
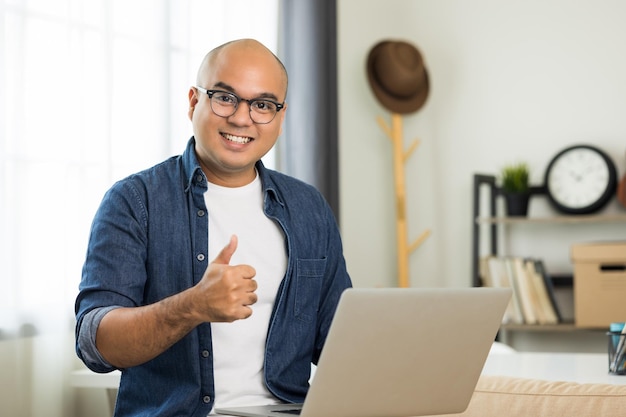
[
  {"x1": 277, "y1": 102, "x2": 287, "y2": 136},
  {"x1": 188, "y1": 87, "x2": 199, "y2": 120}
]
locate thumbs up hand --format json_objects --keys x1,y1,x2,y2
[{"x1": 192, "y1": 235, "x2": 258, "y2": 322}]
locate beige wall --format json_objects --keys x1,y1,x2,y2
[{"x1": 338, "y1": 0, "x2": 626, "y2": 290}]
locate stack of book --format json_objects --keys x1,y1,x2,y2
[{"x1": 479, "y1": 255, "x2": 562, "y2": 325}]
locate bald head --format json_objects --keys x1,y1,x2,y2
[
  {"x1": 196, "y1": 39, "x2": 288, "y2": 98},
  {"x1": 188, "y1": 38, "x2": 289, "y2": 187}
]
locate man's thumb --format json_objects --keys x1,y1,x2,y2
[{"x1": 212, "y1": 235, "x2": 237, "y2": 265}]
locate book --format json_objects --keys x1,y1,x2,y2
[
  {"x1": 479, "y1": 255, "x2": 494, "y2": 288},
  {"x1": 532, "y1": 259, "x2": 563, "y2": 323},
  {"x1": 481, "y1": 255, "x2": 563, "y2": 326},
  {"x1": 485, "y1": 256, "x2": 524, "y2": 324},
  {"x1": 506, "y1": 257, "x2": 538, "y2": 325},
  {"x1": 524, "y1": 258, "x2": 559, "y2": 325}
]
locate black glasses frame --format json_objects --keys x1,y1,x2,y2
[{"x1": 195, "y1": 86, "x2": 284, "y2": 124}]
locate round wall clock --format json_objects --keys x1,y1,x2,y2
[{"x1": 544, "y1": 144, "x2": 617, "y2": 215}]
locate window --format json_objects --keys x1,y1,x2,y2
[{"x1": 0, "y1": 0, "x2": 279, "y2": 336}]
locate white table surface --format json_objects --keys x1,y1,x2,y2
[
  {"x1": 70, "y1": 368, "x2": 121, "y2": 388},
  {"x1": 482, "y1": 352, "x2": 626, "y2": 385},
  {"x1": 69, "y1": 351, "x2": 626, "y2": 390},
  {"x1": 71, "y1": 368, "x2": 121, "y2": 415}
]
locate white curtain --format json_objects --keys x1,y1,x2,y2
[{"x1": 0, "y1": 1, "x2": 278, "y2": 416}]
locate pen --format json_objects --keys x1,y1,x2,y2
[{"x1": 610, "y1": 323, "x2": 626, "y2": 373}]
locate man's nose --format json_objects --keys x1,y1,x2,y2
[{"x1": 228, "y1": 101, "x2": 254, "y2": 125}]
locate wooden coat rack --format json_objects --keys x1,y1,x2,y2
[{"x1": 376, "y1": 113, "x2": 431, "y2": 288}]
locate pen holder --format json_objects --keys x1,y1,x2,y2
[{"x1": 607, "y1": 331, "x2": 626, "y2": 375}]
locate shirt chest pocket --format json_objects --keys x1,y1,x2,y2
[{"x1": 294, "y1": 258, "x2": 327, "y2": 322}]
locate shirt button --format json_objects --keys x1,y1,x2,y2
[
  {"x1": 196, "y1": 175, "x2": 204, "y2": 183},
  {"x1": 197, "y1": 209, "x2": 205, "y2": 217},
  {"x1": 197, "y1": 253, "x2": 205, "y2": 261},
  {"x1": 201, "y1": 350, "x2": 210, "y2": 358},
  {"x1": 203, "y1": 395, "x2": 211, "y2": 404}
]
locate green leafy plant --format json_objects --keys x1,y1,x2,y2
[{"x1": 501, "y1": 162, "x2": 529, "y2": 193}]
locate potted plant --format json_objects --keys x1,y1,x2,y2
[{"x1": 500, "y1": 162, "x2": 530, "y2": 216}]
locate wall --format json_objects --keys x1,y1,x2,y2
[
  {"x1": 0, "y1": 331, "x2": 85, "y2": 417},
  {"x1": 338, "y1": 0, "x2": 626, "y2": 292}
]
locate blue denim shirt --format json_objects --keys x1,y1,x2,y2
[{"x1": 75, "y1": 137, "x2": 352, "y2": 417}]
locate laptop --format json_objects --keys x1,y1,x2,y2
[{"x1": 215, "y1": 287, "x2": 511, "y2": 417}]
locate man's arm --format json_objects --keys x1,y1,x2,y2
[{"x1": 95, "y1": 235, "x2": 257, "y2": 369}]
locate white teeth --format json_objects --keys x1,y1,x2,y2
[{"x1": 223, "y1": 133, "x2": 251, "y2": 144}]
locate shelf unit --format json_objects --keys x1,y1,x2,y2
[
  {"x1": 472, "y1": 173, "x2": 626, "y2": 332},
  {"x1": 472, "y1": 174, "x2": 546, "y2": 287}
]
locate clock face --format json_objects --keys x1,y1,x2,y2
[{"x1": 544, "y1": 145, "x2": 617, "y2": 214}]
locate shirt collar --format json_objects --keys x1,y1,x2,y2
[{"x1": 182, "y1": 136, "x2": 284, "y2": 207}]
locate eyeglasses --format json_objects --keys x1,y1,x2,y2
[{"x1": 195, "y1": 86, "x2": 284, "y2": 124}]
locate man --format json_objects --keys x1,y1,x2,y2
[{"x1": 75, "y1": 39, "x2": 352, "y2": 416}]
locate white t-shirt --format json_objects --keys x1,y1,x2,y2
[{"x1": 204, "y1": 172, "x2": 287, "y2": 414}]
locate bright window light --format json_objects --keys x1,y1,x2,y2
[{"x1": 0, "y1": 0, "x2": 279, "y2": 335}]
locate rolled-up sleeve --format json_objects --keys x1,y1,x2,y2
[{"x1": 76, "y1": 305, "x2": 121, "y2": 373}]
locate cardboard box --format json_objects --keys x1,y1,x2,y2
[{"x1": 571, "y1": 242, "x2": 626, "y2": 328}]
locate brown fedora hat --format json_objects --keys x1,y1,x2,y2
[{"x1": 366, "y1": 40, "x2": 429, "y2": 114}]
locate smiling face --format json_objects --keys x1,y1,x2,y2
[{"x1": 188, "y1": 39, "x2": 288, "y2": 187}]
